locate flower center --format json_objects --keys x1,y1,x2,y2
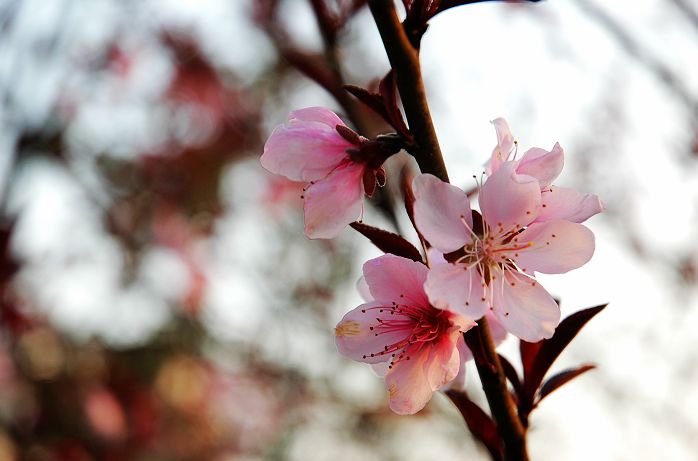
[{"x1": 361, "y1": 302, "x2": 452, "y2": 369}]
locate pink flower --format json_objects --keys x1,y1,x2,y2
[
  {"x1": 261, "y1": 107, "x2": 391, "y2": 239},
  {"x1": 413, "y1": 171, "x2": 596, "y2": 342},
  {"x1": 335, "y1": 254, "x2": 475, "y2": 414},
  {"x1": 488, "y1": 118, "x2": 603, "y2": 224}
]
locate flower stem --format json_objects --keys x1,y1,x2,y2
[
  {"x1": 471, "y1": 317, "x2": 529, "y2": 461},
  {"x1": 368, "y1": 2, "x2": 528, "y2": 459}
]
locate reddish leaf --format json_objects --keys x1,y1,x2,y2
[
  {"x1": 344, "y1": 85, "x2": 388, "y2": 122},
  {"x1": 523, "y1": 304, "x2": 606, "y2": 402},
  {"x1": 378, "y1": 71, "x2": 411, "y2": 139},
  {"x1": 349, "y1": 222, "x2": 423, "y2": 263},
  {"x1": 537, "y1": 364, "x2": 596, "y2": 403},
  {"x1": 445, "y1": 390, "x2": 503, "y2": 461},
  {"x1": 519, "y1": 340, "x2": 543, "y2": 383},
  {"x1": 344, "y1": 72, "x2": 411, "y2": 140},
  {"x1": 498, "y1": 354, "x2": 523, "y2": 402}
]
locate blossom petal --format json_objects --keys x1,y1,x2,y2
[
  {"x1": 363, "y1": 254, "x2": 428, "y2": 307},
  {"x1": 512, "y1": 221, "x2": 595, "y2": 274},
  {"x1": 335, "y1": 301, "x2": 411, "y2": 364},
  {"x1": 383, "y1": 347, "x2": 433, "y2": 415},
  {"x1": 291, "y1": 106, "x2": 346, "y2": 126},
  {"x1": 536, "y1": 186, "x2": 604, "y2": 223},
  {"x1": 413, "y1": 174, "x2": 473, "y2": 253},
  {"x1": 491, "y1": 272, "x2": 560, "y2": 341},
  {"x1": 424, "y1": 264, "x2": 488, "y2": 319},
  {"x1": 356, "y1": 276, "x2": 373, "y2": 302},
  {"x1": 486, "y1": 118, "x2": 515, "y2": 174},
  {"x1": 303, "y1": 162, "x2": 364, "y2": 239},
  {"x1": 516, "y1": 143, "x2": 564, "y2": 189},
  {"x1": 445, "y1": 335, "x2": 471, "y2": 391},
  {"x1": 480, "y1": 162, "x2": 541, "y2": 233},
  {"x1": 261, "y1": 108, "x2": 353, "y2": 182},
  {"x1": 385, "y1": 331, "x2": 460, "y2": 415},
  {"x1": 486, "y1": 312, "x2": 508, "y2": 345}
]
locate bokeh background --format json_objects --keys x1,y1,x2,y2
[{"x1": 0, "y1": 0, "x2": 697, "y2": 460}]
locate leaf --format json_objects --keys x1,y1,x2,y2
[
  {"x1": 344, "y1": 71, "x2": 411, "y2": 140},
  {"x1": 378, "y1": 71, "x2": 411, "y2": 139},
  {"x1": 445, "y1": 390, "x2": 503, "y2": 461},
  {"x1": 349, "y1": 222, "x2": 423, "y2": 263},
  {"x1": 519, "y1": 340, "x2": 543, "y2": 383},
  {"x1": 498, "y1": 354, "x2": 523, "y2": 402},
  {"x1": 523, "y1": 304, "x2": 606, "y2": 402},
  {"x1": 537, "y1": 364, "x2": 596, "y2": 403},
  {"x1": 344, "y1": 85, "x2": 387, "y2": 122}
]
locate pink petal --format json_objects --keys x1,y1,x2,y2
[
  {"x1": 303, "y1": 162, "x2": 364, "y2": 239},
  {"x1": 356, "y1": 276, "x2": 373, "y2": 302},
  {"x1": 363, "y1": 254, "x2": 429, "y2": 307},
  {"x1": 445, "y1": 335, "x2": 471, "y2": 391},
  {"x1": 536, "y1": 186, "x2": 604, "y2": 223},
  {"x1": 383, "y1": 347, "x2": 433, "y2": 415},
  {"x1": 423, "y1": 329, "x2": 462, "y2": 389},
  {"x1": 487, "y1": 118, "x2": 515, "y2": 174},
  {"x1": 516, "y1": 143, "x2": 564, "y2": 189},
  {"x1": 491, "y1": 272, "x2": 560, "y2": 341},
  {"x1": 291, "y1": 106, "x2": 345, "y2": 126},
  {"x1": 486, "y1": 312, "x2": 508, "y2": 345},
  {"x1": 480, "y1": 162, "x2": 541, "y2": 233},
  {"x1": 335, "y1": 301, "x2": 411, "y2": 364},
  {"x1": 413, "y1": 174, "x2": 473, "y2": 253},
  {"x1": 424, "y1": 263, "x2": 488, "y2": 319},
  {"x1": 385, "y1": 331, "x2": 460, "y2": 415},
  {"x1": 512, "y1": 220, "x2": 595, "y2": 274},
  {"x1": 261, "y1": 108, "x2": 353, "y2": 182}
]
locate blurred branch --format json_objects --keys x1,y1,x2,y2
[
  {"x1": 670, "y1": 0, "x2": 698, "y2": 34},
  {"x1": 574, "y1": 0, "x2": 698, "y2": 113}
]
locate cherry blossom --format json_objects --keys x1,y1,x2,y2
[
  {"x1": 261, "y1": 107, "x2": 394, "y2": 239},
  {"x1": 335, "y1": 254, "x2": 475, "y2": 414},
  {"x1": 413, "y1": 171, "x2": 596, "y2": 342},
  {"x1": 488, "y1": 117, "x2": 603, "y2": 224}
]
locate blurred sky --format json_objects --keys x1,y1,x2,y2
[{"x1": 1, "y1": 0, "x2": 698, "y2": 460}]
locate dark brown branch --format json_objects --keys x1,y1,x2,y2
[
  {"x1": 466, "y1": 318, "x2": 529, "y2": 461},
  {"x1": 368, "y1": 0, "x2": 449, "y2": 182}
]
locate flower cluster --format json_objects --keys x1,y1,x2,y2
[{"x1": 262, "y1": 109, "x2": 602, "y2": 413}]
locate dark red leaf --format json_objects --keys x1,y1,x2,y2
[
  {"x1": 378, "y1": 71, "x2": 411, "y2": 139},
  {"x1": 537, "y1": 364, "x2": 596, "y2": 403},
  {"x1": 445, "y1": 390, "x2": 503, "y2": 461},
  {"x1": 523, "y1": 304, "x2": 606, "y2": 402},
  {"x1": 498, "y1": 354, "x2": 523, "y2": 401},
  {"x1": 343, "y1": 85, "x2": 388, "y2": 122},
  {"x1": 520, "y1": 340, "x2": 543, "y2": 382},
  {"x1": 349, "y1": 222, "x2": 423, "y2": 263}
]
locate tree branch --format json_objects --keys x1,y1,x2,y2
[
  {"x1": 368, "y1": 2, "x2": 528, "y2": 459},
  {"x1": 368, "y1": 0, "x2": 449, "y2": 182}
]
